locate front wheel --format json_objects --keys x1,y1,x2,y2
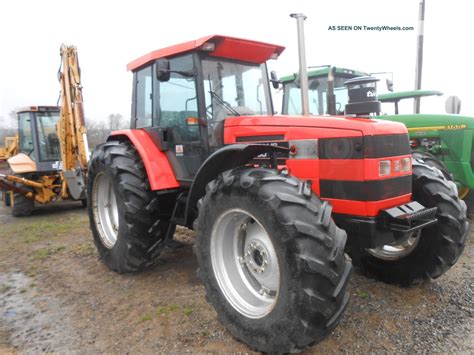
[
  {"x1": 87, "y1": 141, "x2": 170, "y2": 273},
  {"x1": 195, "y1": 167, "x2": 351, "y2": 353},
  {"x1": 348, "y1": 158, "x2": 469, "y2": 285}
]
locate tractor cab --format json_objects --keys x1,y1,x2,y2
[
  {"x1": 9, "y1": 106, "x2": 61, "y2": 174},
  {"x1": 126, "y1": 35, "x2": 284, "y2": 182}
]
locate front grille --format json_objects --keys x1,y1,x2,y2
[{"x1": 319, "y1": 134, "x2": 410, "y2": 160}]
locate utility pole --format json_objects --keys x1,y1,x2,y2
[
  {"x1": 290, "y1": 13, "x2": 310, "y2": 116},
  {"x1": 414, "y1": 0, "x2": 425, "y2": 113}
]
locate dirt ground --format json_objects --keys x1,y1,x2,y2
[{"x1": 0, "y1": 201, "x2": 472, "y2": 354}]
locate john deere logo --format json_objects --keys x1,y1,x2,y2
[{"x1": 366, "y1": 90, "x2": 376, "y2": 98}]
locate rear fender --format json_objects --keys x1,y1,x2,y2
[
  {"x1": 108, "y1": 130, "x2": 179, "y2": 190},
  {"x1": 184, "y1": 144, "x2": 288, "y2": 227}
]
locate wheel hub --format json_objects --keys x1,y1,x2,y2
[
  {"x1": 244, "y1": 241, "x2": 268, "y2": 274},
  {"x1": 367, "y1": 230, "x2": 421, "y2": 261}
]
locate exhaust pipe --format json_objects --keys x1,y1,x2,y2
[
  {"x1": 414, "y1": 0, "x2": 425, "y2": 113},
  {"x1": 290, "y1": 13, "x2": 310, "y2": 116}
]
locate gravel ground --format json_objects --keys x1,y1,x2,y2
[{"x1": 0, "y1": 201, "x2": 472, "y2": 353}]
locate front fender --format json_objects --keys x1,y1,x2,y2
[
  {"x1": 109, "y1": 130, "x2": 179, "y2": 191},
  {"x1": 184, "y1": 143, "x2": 288, "y2": 227}
]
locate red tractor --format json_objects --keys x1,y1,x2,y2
[{"x1": 87, "y1": 35, "x2": 468, "y2": 352}]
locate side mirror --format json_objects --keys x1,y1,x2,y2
[
  {"x1": 386, "y1": 79, "x2": 394, "y2": 92},
  {"x1": 157, "y1": 59, "x2": 170, "y2": 82},
  {"x1": 445, "y1": 96, "x2": 461, "y2": 114},
  {"x1": 270, "y1": 71, "x2": 281, "y2": 89},
  {"x1": 309, "y1": 79, "x2": 319, "y2": 90}
]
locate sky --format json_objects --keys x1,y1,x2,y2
[{"x1": 0, "y1": 0, "x2": 473, "y2": 128}]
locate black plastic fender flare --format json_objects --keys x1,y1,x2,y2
[{"x1": 184, "y1": 144, "x2": 288, "y2": 227}]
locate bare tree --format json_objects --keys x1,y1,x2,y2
[
  {"x1": 108, "y1": 113, "x2": 126, "y2": 131},
  {"x1": 0, "y1": 111, "x2": 18, "y2": 142},
  {"x1": 85, "y1": 119, "x2": 110, "y2": 149}
]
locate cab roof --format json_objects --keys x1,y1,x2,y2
[
  {"x1": 280, "y1": 67, "x2": 367, "y2": 83},
  {"x1": 16, "y1": 106, "x2": 59, "y2": 114},
  {"x1": 378, "y1": 90, "x2": 443, "y2": 102},
  {"x1": 127, "y1": 35, "x2": 285, "y2": 72}
]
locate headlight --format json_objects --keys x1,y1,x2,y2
[
  {"x1": 401, "y1": 157, "x2": 411, "y2": 172},
  {"x1": 379, "y1": 160, "x2": 391, "y2": 176}
]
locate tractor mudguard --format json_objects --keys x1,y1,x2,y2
[
  {"x1": 108, "y1": 130, "x2": 179, "y2": 191},
  {"x1": 184, "y1": 144, "x2": 288, "y2": 227}
]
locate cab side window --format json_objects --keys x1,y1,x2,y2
[
  {"x1": 158, "y1": 55, "x2": 199, "y2": 141},
  {"x1": 18, "y1": 113, "x2": 34, "y2": 155},
  {"x1": 135, "y1": 66, "x2": 153, "y2": 128}
]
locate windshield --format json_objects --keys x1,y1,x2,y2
[
  {"x1": 37, "y1": 111, "x2": 61, "y2": 161},
  {"x1": 283, "y1": 76, "x2": 350, "y2": 115},
  {"x1": 202, "y1": 59, "x2": 269, "y2": 120}
]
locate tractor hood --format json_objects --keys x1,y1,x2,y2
[
  {"x1": 224, "y1": 115, "x2": 408, "y2": 137},
  {"x1": 379, "y1": 114, "x2": 474, "y2": 132}
]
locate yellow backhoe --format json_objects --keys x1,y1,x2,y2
[
  {"x1": 0, "y1": 136, "x2": 18, "y2": 161},
  {"x1": 0, "y1": 45, "x2": 89, "y2": 216}
]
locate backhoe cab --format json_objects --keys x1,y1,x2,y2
[
  {"x1": 87, "y1": 33, "x2": 468, "y2": 353},
  {"x1": 0, "y1": 45, "x2": 89, "y2": 216},
  {"x1": 11, "y1": 106, "x2": 61, "y2": 174}
]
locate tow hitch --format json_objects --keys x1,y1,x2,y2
[
  {"x1": 382, "y1": 201, "x2": 438, "y2": 235},
  {"x1": 334, "y1": 201, "x2": 438, "y2": 249}
]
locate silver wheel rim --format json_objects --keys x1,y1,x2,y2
[
  {"x1": 210, "y1": 209, "x2": 280, "y2": 319},
  {"x1": 367, "y1": 230, "x2": 421, "y2": 261},
  {"x1": 92, "y1": 172, "x2": 119, "y2": 249}
]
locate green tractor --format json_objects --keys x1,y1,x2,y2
[{"x1": 280, "y1": 67, "x2": 474, "y2": 201}]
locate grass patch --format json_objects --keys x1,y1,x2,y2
[
  {"x1": 25, "y1": 267, "x2": 37, "y2": 278},
  {"x1": 72, "y1": 242, "x2": 96, "y2": 257},
  {"x1": 33, "y1": 249, "x2": 50, "y2": 260},
  {"x1": 139, "y1": 314, "x2": 153, "y2": 323},
  {"x1": 183, "y1": 307, "x2": 193, "y2": 317},
  {"x1": 32, "y1": 246, "x2": 66, "y2": 260},
  {"x1": 0, "y1": 284, "x2": 11, "y2": 294},
  {"x1": 156, "y1": 303, "x2": 179, "y2": 316},
  {"x1": 2, "y1": 215, "x2": 89, "y2": 242},
  {"x1": 24, "y1": 235, "x2": 41, "y2": 244},
  {"x1": 355, "y1": 289, "x2": 369, "y2": 298}
]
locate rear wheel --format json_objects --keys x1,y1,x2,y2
[
  {"x1": 412, "y1": 151, "x2": 474, "y2": 208},
  {"x1": 12, "y1": 192, "x2": 34, "y2": 217},
  {"x1": 348, "y1": 158, "x2": 468, "y2": 285},
  {"x1": 87, "y1": 141, "x2": 170, "y2": 273},
  {"x1": 412, "y1": 151, "x2": 451, "y2": 180},
  {"x1": 4, "y1": 190, "x2": 12, "y2": 207},
  {"x1": 195, "y1": 167, "x2": 351, "y2": 353}
]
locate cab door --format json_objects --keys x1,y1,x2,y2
[
  {"x1": 156, "y1": 54, "x2": 205, "y2": 184},
  {"x1": 132, "y1": 54, "x2": 206, "y2": 185}
]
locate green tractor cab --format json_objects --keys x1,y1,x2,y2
[{"x1": 280, "y1": 69, "x2": 474, "y2": 200}]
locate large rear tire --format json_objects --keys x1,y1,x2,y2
[
  {"x1": 348, "y1": 158, "x2": 469, "y2": 285},
  {"x1": 11, "y1": 193, "x2": 34, "y2": 217},
  {"x1": 412, "y1": 151, "x2": 451, "y2": 180},
  {"x1": 195, "y1": 167, "x2": 351, "y2": 353},
  {"x1": 87, "y1": 141, "x2": 170, "y2": 273}
]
